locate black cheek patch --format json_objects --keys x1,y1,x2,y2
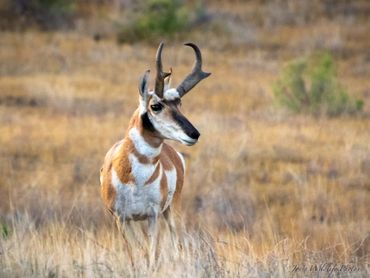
[
  {"x1": 171, "y1": 111, "x2": 185, "y2": 127},
  {"x1": 141, "y1": 112, "x2": 156, "y2": 133}
]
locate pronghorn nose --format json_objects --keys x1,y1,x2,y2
[{"x1": 190, "y1": 129, "x2": 200, "y2": 140}]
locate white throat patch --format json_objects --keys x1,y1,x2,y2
[{"x1": 129, "y1": 127, "x2": 162, "y2": 157}]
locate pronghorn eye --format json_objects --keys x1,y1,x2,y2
[{"x1": 150, "y1": 103, "x2": 163, "y2": 112}]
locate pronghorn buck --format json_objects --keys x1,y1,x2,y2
[{"x1": 100, "y1": 42, "x2": 210, "y2": 261}]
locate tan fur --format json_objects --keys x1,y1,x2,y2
[
  {"x1": 145, "y1": 162, "x2": 161, "y2": 185},
  {"x1": 100, "y1": 140, "x2": 121, "y2": 213}
]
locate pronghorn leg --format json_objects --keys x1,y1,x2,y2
[
  {"x1": 163, "y1": 207, "x2": 178, "y2": 250},
  {"x1": 115, "y1": 217, "x2": 134, "y2": 267},
  {"x1": 147, "y1": 214, "x2": 159, "y2": 268},
  {"x1": 124, "y1": 220, "x2": 136, "y2": 243}
]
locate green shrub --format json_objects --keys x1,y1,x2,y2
[
  {"x1": 273, "y1": 53, "x2": 364, "y2": 116},
  {"x1": 117, "y1": 0, "x2": 189, "y2": 43}
]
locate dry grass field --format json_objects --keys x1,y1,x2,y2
[{"x1": 0, "y1": 1, "x2": 370, "y2": 277}]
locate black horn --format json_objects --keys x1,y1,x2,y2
[
  {"x1": 154, "y1": 42, "x2": 171, "y2": 98},
  {"x1": 176, "y1": 43, "x2": 211, "y2": 98}
]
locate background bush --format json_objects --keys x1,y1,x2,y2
[
  {"x1": 273, "y1": 53, "x2": 364, "y2": 116},
  {"x1": 117, "y1": 0, "x2": 190, "y2": 44}
]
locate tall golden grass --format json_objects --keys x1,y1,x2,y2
[{"x1": 1, "y1": 2, "x2": 370, "y2": 276}]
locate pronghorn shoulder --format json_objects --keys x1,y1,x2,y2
[
  {"x1": 101, "y1": 139, "x2": 134, "y2": 183},
  {"x1": 101, "y1": 140, "x2": 124, "y2": 174},
  {"x1": 106, "y1": 140, "x2": 124, "y2": 160}
]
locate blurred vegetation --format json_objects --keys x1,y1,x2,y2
[
  {"x1": 0, "y1": 0, "x2": 76, "y2": 29},
  {"x1": 117, "y1": 0, "x2": 186, "y2": 43},
  {"x1": 0, "y1": 0, "x2": 211, "y2": 42},
  {"x1": 273, "y1": 53, "x2": 364, "y2": 116},
  {"x1": 116, "y1": 0, "x2": 200, "y2": 44}
]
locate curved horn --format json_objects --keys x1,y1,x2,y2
[
  {"x1": 176, "y1": 43, "x2": 211, "y2": 98},
  {"x1": 154, "y1": 42, "x2": 171, "y2": 98}
]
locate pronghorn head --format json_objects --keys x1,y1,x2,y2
[{"x1": 138, "y1": 42, "x2": 211, "y2": 146}]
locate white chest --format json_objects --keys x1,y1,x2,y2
[
  {"x1": 111, "y1": 164, "x2": 178, "y2": 220},
  {"x1": 129, "y1": 153, "x2": 157, "y2": 186},
  {"x1": 112, "y1": 168, "x2": 162, "y2": 220}
]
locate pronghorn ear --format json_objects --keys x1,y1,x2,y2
[
  {"x1": 139, "y1": 70, "x2": 150, "y2": 98},
  {"x1": 164, "y1": 68, "x2": 172, "y2": 92}
]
